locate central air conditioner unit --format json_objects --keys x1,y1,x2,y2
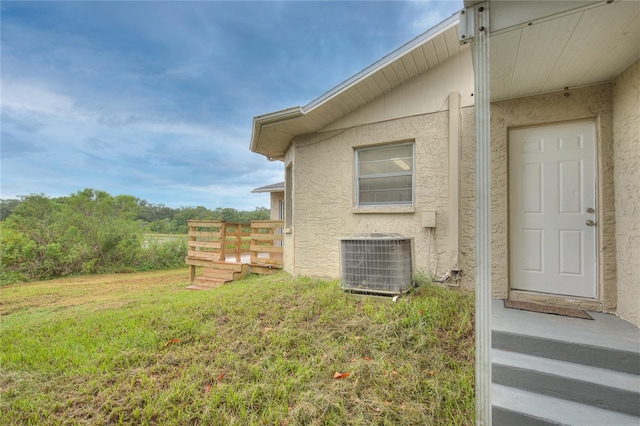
[{"x1": 340, "y1": 234, "x2": 414, "y2": 295}]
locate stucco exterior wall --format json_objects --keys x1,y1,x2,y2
[
  {"x1": 612, "y1": 60, "x2": 640, "y2": 327},
  {"x1": 285, "y1": 107, "x2": 476, "y2": 291},
  {"x1": 490, "y1": 84, "x2": 616, "y2": 311},
  {"x1": 270, "y1": 191, "x2": 284, "y2": 221}
]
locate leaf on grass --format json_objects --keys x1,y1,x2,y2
[
  {"x1": 429, "y1": 370, "x2": 435, "y2": 376},
  {"x1": 217, "y1": 373, "x2": 225, "y2": 381},
  {"x1": 163, "y1": 338, "x2": 180, "y2": 348},
  {"x1": 204, "y1": 384, "x2": 213, "y2": 393},
  {"x1": 333, "y1": 371, "x2": 351, "y2": 379},
  {"x1": 364, "y1": 356, "x2": 372, "y2": 361}
]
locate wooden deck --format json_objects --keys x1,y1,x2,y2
[{"x1": 185, "y1": 220, "x2": 283, "y2": 289}]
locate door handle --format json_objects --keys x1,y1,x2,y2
[{"x1": 586, "y1": 220, "x2": 596, "y2": 226}]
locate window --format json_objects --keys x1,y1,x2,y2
[{"x1": 356, "y1": 142, "x2": 414, "y2": 206}]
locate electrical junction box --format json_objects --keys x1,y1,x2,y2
[{"x1": 422, "y1": 210, "x2": 436, "y2": 228}]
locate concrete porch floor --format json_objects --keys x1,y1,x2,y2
[
  {"x1": 491, "y1": 298, "x2": 640, "y2": 425},
  {"x1": 492, "y1": 298, "x2": 640, "y2": 353}
]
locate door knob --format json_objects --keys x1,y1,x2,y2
[{"x1": 586, "y1": 220, "x2": 596, "y2": 226}]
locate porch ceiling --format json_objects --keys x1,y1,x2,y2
[
  {"x1": 250, "y1": 13, "x2": 467, "y2": 159},
  {"x1": 481, "y1": 0, "x2": 640, "y2": 101}
]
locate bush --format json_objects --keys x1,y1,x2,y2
[
  {"x1": 135, "y1": 239, "x2": 187, "y2": 271},
  {"x1": 0, "y1": 190, "x2": 187, "y2": 284}
]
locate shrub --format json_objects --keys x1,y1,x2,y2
[{"x1": 0, "y1": 190, "x2": 186, "y2": 284}]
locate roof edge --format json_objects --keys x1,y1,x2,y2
[
  {"x1": 250, "y1": 106, "x2": 304, "y2": 154},
  {"x1": 302, "y1": 11, "x2": 461, "y2": 113},
  {"x1": 249, "y1": 10, "x2": 462, "y2": 157},
  {"x1": 251, "y1": 181, "x2": 285, "y2": 193}
]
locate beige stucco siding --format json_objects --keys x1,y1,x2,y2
[
  {"x1": 270, "y1": 191, "x2": 284, "y2": 221},
  {"x1": 285, "y1": 108, "x2": 475, "y2": 290},
  {"x1": 612, "y1": 59, "x2": 640, "y2": 327},
  {"x1": 490, "y1": 84, "x2": 616, "y2": 310}
]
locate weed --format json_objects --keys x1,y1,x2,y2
[{"x1": 0, "y1": 269, "x2": 474, "y2": 425}]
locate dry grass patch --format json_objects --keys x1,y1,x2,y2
[{"x1": 0, "y1": 269, "x2": 474, "y2": 425}]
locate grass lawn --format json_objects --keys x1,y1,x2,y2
[{"x1": 0, "y1": 269, "x2": 475, "y2": 425}]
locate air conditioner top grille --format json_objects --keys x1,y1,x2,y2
[{"x1": 340, "y1": 233, "x2": 406, "y2": 240}]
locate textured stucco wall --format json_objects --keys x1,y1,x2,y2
[
  {"x1": 270, "y1": 192, "x2": 284, "y2": 221},
  {"x1": 612, "y1": 60, "x2": 640, "y2": 327},
  {"x1": 286, "y1": 108, "x2": 476, "y2": 291},
  {"x1": 491, "y1": 84, "x2": 616, "y2": 310}
]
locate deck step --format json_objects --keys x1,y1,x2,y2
[
  {"x1": 207, "y1": 261, "x2": 245, "y2": 272},
  {"x1": 202, "y1": 268, "x2": 236, "y2": 280},
  {"x1": 186, "y1": 284, "x2": 221, "y2": 291},
  {"x1": 195, "y1": 275, "x2": 228, "y2": 284},
  {"x1": 186, "y1": 262, "x2": 249, "y2": 290},
  {"x1": 192, "y1": 276, "x2": 228, "y2": 288}
]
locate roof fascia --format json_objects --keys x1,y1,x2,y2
[
  {"x1": 251, "y1": 182, "x2": 285, "y2": 193},
  {"x1": 250, "y1": 11, "x2": 463, "y2": 156},
  {"x1": 302, "y1": 12, "x2": 461, "y2": 113},
  {"x1": 250, "y1": 106, "x2": 303, "y2": 153}
]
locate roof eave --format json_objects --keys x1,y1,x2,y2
[
  {"x1": 250, "y1": 106, "x2": 304, "y2": 156},
  {"x1": 249, "y1": 11, "x2": 463, "y2": 158},
  {"x1": 251, "y1": 181, "x2": 285, "y2": 193},
  {"x1": 302, "y1": 12, "x2": 460, "y2": 113}
]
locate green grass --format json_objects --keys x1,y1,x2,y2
[{"x1": 0, "y1": 269, "x2": 475, "y2": 425}]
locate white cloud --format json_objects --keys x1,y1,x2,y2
[{"x1": 2, "y1": 79, "x2": 78, "y2": 119}]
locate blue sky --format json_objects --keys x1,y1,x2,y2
[{"x1": 1, "y1": 1, "x2": 462, "y2": 210}]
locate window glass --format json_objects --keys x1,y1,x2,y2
[{"x1": 357, "y1": 143, "x2": 414, "y2": 206}]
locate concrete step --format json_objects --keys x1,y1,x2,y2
[
  {"x1": 493, "y1": 330, "x2": 640, "y2": 375},
  {"x1": 491, "y1": 299, "x2": 640, "y2": 424},
  {"x1": 491, "y1": 299, "x2": 640, "y2": 368},
  {"x1": 493, "y1": 349, "x2": 640, "y2": 417},
  {"x1": 493, "y1": 383, "x2": 640, "y2": 426}
]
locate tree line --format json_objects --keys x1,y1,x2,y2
[
  {"x1": 0, "y1": 189, "x2": 270, "y2": 284},
  {"x1": 1, "y1": 192, "x2": 270, "y2": 233}
]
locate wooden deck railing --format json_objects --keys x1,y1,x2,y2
[
  {"x1": 185, "y1": 219, "x2": 283, "y2": 279},
  {"x1": 186, "y1": 220, "x2": 250, "y2": 263},
  {"x1": 250, "y1": 220, "x2": 284, "y2": 270}
]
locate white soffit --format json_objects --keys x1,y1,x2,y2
[
  {"x1": 489, "y1": 0, "x2": 640, "y2": 101},
  {"x1": 250, "y1": 13, "x2": 468, "y2": 158}
]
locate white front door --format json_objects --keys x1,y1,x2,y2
[{"x1": 509, "y1": 121, "x2": 597, "y2": 298}]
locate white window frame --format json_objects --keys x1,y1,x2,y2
[{"x1": 356, "y1": 142, "x2": 415, "y2": 207}]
